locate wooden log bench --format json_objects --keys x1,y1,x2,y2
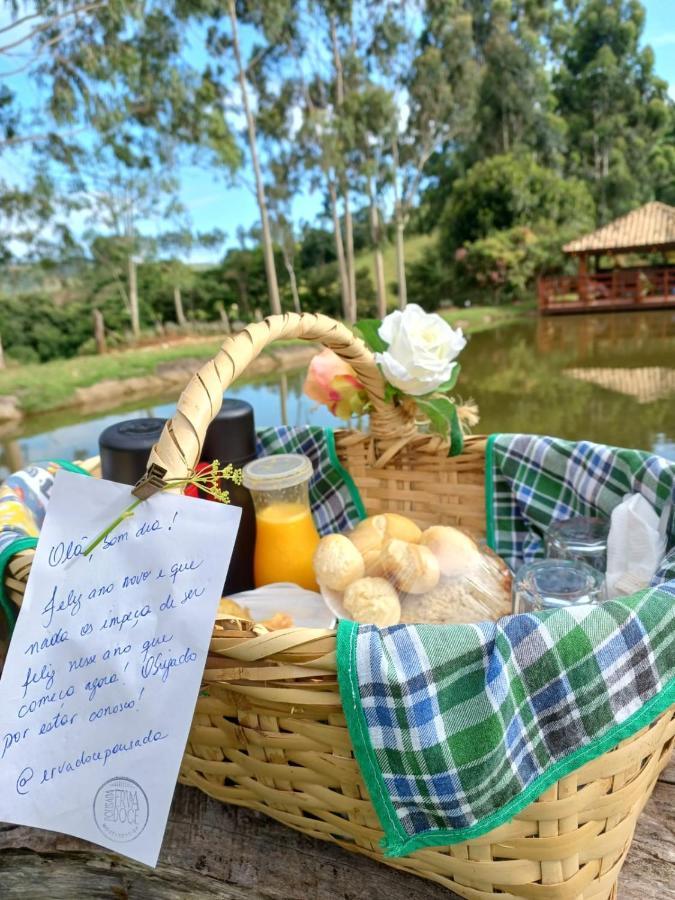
[{"x1": 1, "y1": 759, "x2": 673, "y2": 899}]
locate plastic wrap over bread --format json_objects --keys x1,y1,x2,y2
[{"x1": 313, "y1": 513, "x2": 513, "y2": 627}]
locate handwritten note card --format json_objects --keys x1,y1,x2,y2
[{"x1": 0, "y1": 469, "x2": 241, "y2": 866}]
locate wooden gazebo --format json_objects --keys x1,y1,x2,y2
[{"x1": 538, "y1": 201, "x2": 675, "y2": 314}]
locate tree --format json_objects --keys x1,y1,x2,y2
[
  {"x1": 441, "y1": 153, "x2": 595, "y2": 253},
  {"x1": 466, "y1": 0, "x2": 563, "y2": 164},
  {"x1": 0, "y1": 0, "x2": 240, "y2": 282},
  {"x1": 291, "y1": 41, "x2": 352, "y2": 321},
  {"x1": 64, "y1": 144, "x2": 189, "y2": 336},
  {"x1": 371, "y1": 1, "x2": 478, "y2": 308},
  {"x1": 222, "y1": 0, "x2": 284, "y2": 316},
  {"x1": 437, "y1": 152, "x2": 595, "y2": 301},
  {"x1": 220, "y1": 228, "x2": 269, "y2": 321},
  {"x1": 419, "y1": 0, "x2": 561, "y2": 228},
  {"x1": 158, "y1": 227, "x2": 227, "y2": 324},
  {"x1": 343, "y1": 82, "x2": 396, "y2": 317},
  {"x1": 281, "y1": 0, "x2": 366, "y2": 323},
  {"x1": 554, "y1": 0, "x2": 674, "y2": 221}
]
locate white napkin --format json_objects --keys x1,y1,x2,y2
[{"x1": 606, "y1": 494, "x2": 668, "y2": 598}]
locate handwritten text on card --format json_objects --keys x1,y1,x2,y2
[{"x1": 0, "y1": 470, "x2": 240, "y2": 866}]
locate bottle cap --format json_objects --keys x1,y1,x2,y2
[
  {"x1": 242, "y1": 454, "x2": 313, "y2": 492},
  {"x1": 99, "y1": 418, "x2": 167, "y2": 486},
  {"x1": 201, "y1": 398, "x2": 256, "y2": 464}
]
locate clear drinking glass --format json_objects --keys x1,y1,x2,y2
[
  {"x1": 513, "y1": 559, "x2": 605, "y2": 613},
  {"x1": 545, "y1": 516, "x2": 609, "y2": 574}
]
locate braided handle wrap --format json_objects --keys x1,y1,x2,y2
[{"x1": 147, "y1": 312, "x2": 415, "y2": 482}]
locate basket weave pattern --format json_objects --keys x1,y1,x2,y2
[{"x1": 4, "y1": 314, "x2": 673, "y2": 899}]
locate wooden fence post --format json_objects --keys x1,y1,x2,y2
[
  {"x1": 93, "y1": 309, "x2": 107, "y2": 355},
  {"x1": 174, "y1": 285, "x2": 187, "y2": 327},
  {"x1": 216, "y1": 303, "x2": 231, "y2": 334}
]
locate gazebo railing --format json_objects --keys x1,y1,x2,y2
[{"x1": 538, "y1": 264, "x2": 675, "y2": 313}]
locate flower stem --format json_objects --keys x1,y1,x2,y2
[{"x1": 82, "y1": 461, "x2": 241, "y2": 557}]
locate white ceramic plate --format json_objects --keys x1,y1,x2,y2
[{"x1": 228, "y1": 583, "x2": 336, "y2": 629}]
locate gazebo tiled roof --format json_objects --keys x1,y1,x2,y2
[{"x1": 564, "y1": 201, "x2": 675, "y2": 255}]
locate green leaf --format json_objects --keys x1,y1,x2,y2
[
  {"x1": 384, "y1": 381, "x2": 401, "y2": 403},
  {"x1": 435, "y1": 363, "x2": 461, "y2": 394},
  {"x1": 449, "y1": 405, "x2": 464, "y2": 457},
  {"x1": 355, "y1": 319, "x2": 387, "y2": 353},
  {"x1": 415, "y1": 395, "x2": 456, "y2": 439}
]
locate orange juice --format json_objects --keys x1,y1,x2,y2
[{"x1": 254, "y1": 501, "x2": 320, "y2": 590}]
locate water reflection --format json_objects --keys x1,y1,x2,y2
[
  {"x1": 1, "y1": 309, "x2": 673, "y2": 477},
  {"x1": 0, "y1": 370, "x2": 339, "y2": 479}
]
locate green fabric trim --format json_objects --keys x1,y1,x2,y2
[
  {"x1": 484, "y1": 433, "x2": 498, "y2": 550},
  {"x1": 51, "y1": 459, "x2": 92, "y2": 477},
  {"x1": 336, "y1": 616, "x2": 675, "y2": 858},
  {"x1": 0, "y1": 536, "x2": 38, "y2": 635},
  {"x1": 324, "y1": 428, "x2": 367, "y2": 521}
]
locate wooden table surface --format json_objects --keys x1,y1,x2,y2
[{"x1": 1, "y1": 759, "x2": 673, "y2": 899}]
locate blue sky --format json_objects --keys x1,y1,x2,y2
[{"x1": 1, "y1": 0, "x2": 674, "y2": 263}]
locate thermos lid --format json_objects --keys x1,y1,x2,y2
[
  {"x1": 242, "y1": 453, "x2": 313, "y2": 492},
  {"x1": 99, "y1": 417, "x2": 167, "y2": 485},
  {"x1": 201, "y1": 398, "x2": 256, "y2": 463}
]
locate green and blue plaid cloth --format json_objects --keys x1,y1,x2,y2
[
  {"x1": 486, "y1": 434, "x2": 675, "y2": 581},
  {"x1": 337, "y1": 587, "x2": 675, "y2": 856},
  {"x1": 338, "y1": 434, "x2": 675, "y2": 856}
]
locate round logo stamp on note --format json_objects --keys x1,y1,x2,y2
[{"x1": 93, "y1": 776, "x2": 149, "y2": 843}]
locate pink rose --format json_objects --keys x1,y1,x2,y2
[{"x1": 303, "y1": 349, "x2": 368, "y2": 419}]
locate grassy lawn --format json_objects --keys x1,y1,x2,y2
[
  {"x1": 0, "y1": 339, "x2": 225, "y2": 413},
  {"x1": 441, "y1": 300, "x2": 536, "y2": 333},
  {"x1": 0, "y1": 292, "x2": 535, "y2": 417},
  {"x1": 0, "y1": 337, "x2": 311, "y2": 415}
]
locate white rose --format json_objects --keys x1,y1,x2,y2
[{"x1": 374, "y1": 304, "x2": 466, "y2": 397}]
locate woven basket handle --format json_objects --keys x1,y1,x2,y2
[{"x1": 146, "y1": 313, "x2": 413, "y2": 482}]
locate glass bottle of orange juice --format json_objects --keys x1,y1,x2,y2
[{"x1": 242, "y1": 454, "x2": 320, "y2": 591}]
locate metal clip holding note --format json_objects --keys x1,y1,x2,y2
[{"x1": 132, "y1": 463, "x2": 168, "y2": 500}]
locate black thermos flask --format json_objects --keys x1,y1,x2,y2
[
  {"x1": 197, "y1": 398, "x2": 257, "y2": 595},
  {"x1": 99, "y1": 417, "x2": 167, "y2": 486},
  {"x1": 98, "y1": 404, "x2": 256, "y2": 594}
]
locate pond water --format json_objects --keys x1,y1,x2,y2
[{"x1": 1, "y1": 309, "x2": 673, "y2": 478}]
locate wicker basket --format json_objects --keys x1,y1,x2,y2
[{"x1": 5, "y1": 313, "x2": 674, "y2": 899}]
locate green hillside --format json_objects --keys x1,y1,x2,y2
[{"x1": 354, "y1": 232, "x2": 436, "y2": 306}]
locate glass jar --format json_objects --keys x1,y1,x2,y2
[
  {"x1": 545, "y1": 516, "x2": 609, "y2": 574},
  {"x1": 242, "y1": 454, "x2": 320, "y2": 591},
  {"x1": 513, "y1": 559, "x2": 605, "y2": 613}
]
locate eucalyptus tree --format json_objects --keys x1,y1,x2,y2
[
  {"x1": 67, "y1": 148, "x2": 188, "y2": 335},
  {"x1": 158, "y1": 227, "x2": 227, "y2": 325},
  {"x1": 468, "y1": 0, "x2": 563, "y2": 164},
  {"x1": 370, "y1": 0, "x2": 478, "y2": 308},
  {"x1": 0, "y1": 0, "x2": 239, "y2": 312},
  {"x1": 325, "y1": 2, "x2": 358, "y2": 322},
  {"x1": 342, "y1": 80, "x2": 396, "y2": 317},
  {"x1": 298, "y1": 82, "x2": 353, "y2": 320},
  {"x1": 553, "y1": 0, "x2": 674, "y2": 221},
  {"x1": 267, "y1": 157, "x2": 302, "y2": 314},
  {"x1": 195, "y1": 0, "x2": 303, "y2": 317}
]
